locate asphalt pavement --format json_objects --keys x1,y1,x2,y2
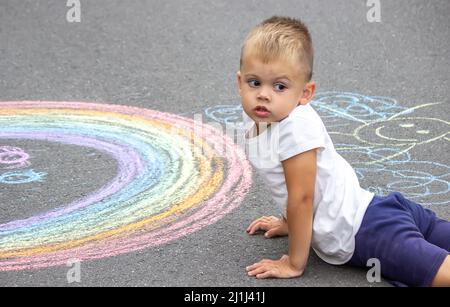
[{"x1": 0, "y1": 0, "x2": 449, "y2": 287}]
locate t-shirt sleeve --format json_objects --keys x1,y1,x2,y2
[{"x1": 277, "y1": 113, "x2": 326, "y2": 162}]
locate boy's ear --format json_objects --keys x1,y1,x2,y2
[
  {"x1": 237, "y1": 71, "x2": 242, "y2": 92},
  {"x1": 298, "y1": 81, "x2": 316, "y2": 105}
]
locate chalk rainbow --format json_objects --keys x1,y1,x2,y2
[{"x1": 0, "y1": 101, "x2": 252, "y2": 271}]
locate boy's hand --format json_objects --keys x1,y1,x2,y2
[
  {"x1": 246, "y1": 255, "x2": 304, "y2": 279},
  {"x1": 246, "y1": 216, "x2": 288, "y2": 238}
]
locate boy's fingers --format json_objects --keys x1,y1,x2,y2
[
  {"x1": 256, "y1": 270, "x2": 276, "y2": 279},
  {"x1": 247, "y1": 222, "x2": 259, "y2": 234},
  {"x1": 247, "y1": 216, "x2": 277, "y2": 231},
  {"x1": 246, "y1": 262, "x2": 261, "y2": 271},
  {"x1": 264, "y1": 228, "x2": 277, "y2": 238},
  {"x1": 247, "y1": 266, "x2": 267, "y2": 276},
  {"x1": 246, "y1": 216, "x2": 271, "y2": 232},
  {"x1": 258, "y1": 259, "x2": 271, "y2": 264},
  {"x1": 265, "y1": 225, "x2": 285, "y2": 238},
  {"x1": 246, "y1": 218, "x2": 263, "y2": 232},
  {"x1": 246, "y1": 259, "x2": 271, "y2": 271},
  {"x1": 248, "y1": 263, "x2": 274, "y2": 277},
  {"x1": 248, "y1": 222, "x2": 269, "y2": 234},
  {"x1": 246, "y1": 222, "x2": 258, "y2": 232}
]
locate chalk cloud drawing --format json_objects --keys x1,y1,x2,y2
[
  {"x1": 0, "y1": 101, "x2": 252, "y2": 271},
  {"x1": 204, "y1": 92, "x2": 449, "y2": 205}
]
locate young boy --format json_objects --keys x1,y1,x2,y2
[{"x1": 238, "y1": 16, "x2": 450, "y2": 286}]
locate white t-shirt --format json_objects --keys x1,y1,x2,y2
[{"x1": 243, "y1": 104, "x2": 374, "y2": 265}]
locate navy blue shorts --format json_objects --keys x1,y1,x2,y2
[{"x1": 347, "y1": 192, "x2": 450, "y2": 287}]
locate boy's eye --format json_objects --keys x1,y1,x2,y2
[
  {"x1": 247, "y1": 80, "x2": 260, "y2": 88},
  {"x1": 274, "y1": 83, "x2": 287, "y2": 91}
]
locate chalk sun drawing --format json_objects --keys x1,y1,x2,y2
[
  {"x1": 204, "y1": 92, "x2": 449, "y2": 205},
  {"x1": 0, "y1": 101, "x2": 252, "y2": 271},
  {"x1": 0, "y1": 169, "x2": 47, "y2": 185}
]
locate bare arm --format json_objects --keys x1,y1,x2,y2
[
  {"x1": 283, "y1": 148, "x2": 316, "y2": 272},
  {"x1": 246, "y1": 149, "x2": 317, "y2": 279}
]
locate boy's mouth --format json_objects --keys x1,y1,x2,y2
[{"x1": 253, "y1": 106, "x2": 270, "y2": 118}]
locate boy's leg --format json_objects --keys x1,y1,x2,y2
[
  {"x1": 349, "y1": 192, "x2": 449, "y2": 287},
  {"x1": 394, "y1": 193, "x2": 450, "y2": 286},
  {"x1": 427, "y1": 218, "x2": 450, "y2": 251},
  {"x1": 431, "y1": 255, "x2": 450, "y2": 287},
  {"x1": 398, "y1": 193, "x2": 450, "y2": 251}
]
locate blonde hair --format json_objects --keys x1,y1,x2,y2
[{"x1": 240, "y1": 16, "x2": 314, "y2": 81}]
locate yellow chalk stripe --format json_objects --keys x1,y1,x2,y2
[
  {"x1": 0, "y1": 108, "x2": 226, "y2": 258},
  {"x1": 0, "y1": 149, "x2": 223, "y2": 258}
]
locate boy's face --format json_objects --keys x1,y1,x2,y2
[{"x1": 237, "y1": 56, "x2": 316, "y2": 127}]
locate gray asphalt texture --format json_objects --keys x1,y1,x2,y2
[{"x1": 0, "y1": 0, "x2": 449, "y2": 287}]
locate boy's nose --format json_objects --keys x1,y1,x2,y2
[{"x1": 257, "y1": 87, "x2": 271, "y2": 101}]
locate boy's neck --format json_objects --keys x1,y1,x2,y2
[{"x1": 256, "y1": 122, "x2": 271, "y2": 136}]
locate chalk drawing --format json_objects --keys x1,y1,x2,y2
[
  {"x1": 204, "y1": 92, "x2": 449, "y2": 205},
  {"x1": 0, "y1": 146, "x2": 46, "y2": 184},
  {"x1": 0, "y1": 146, "x2": 31, "y2": 169},
  {"x1": 0, "y1": 169, "x2": 47, "y2": 184},
  {"x1": 0, "y1": 101, "x2": 252, "y2": 271},
  {"x1": 205, "y1": 105, "x2": 246, "y2": 127}
]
